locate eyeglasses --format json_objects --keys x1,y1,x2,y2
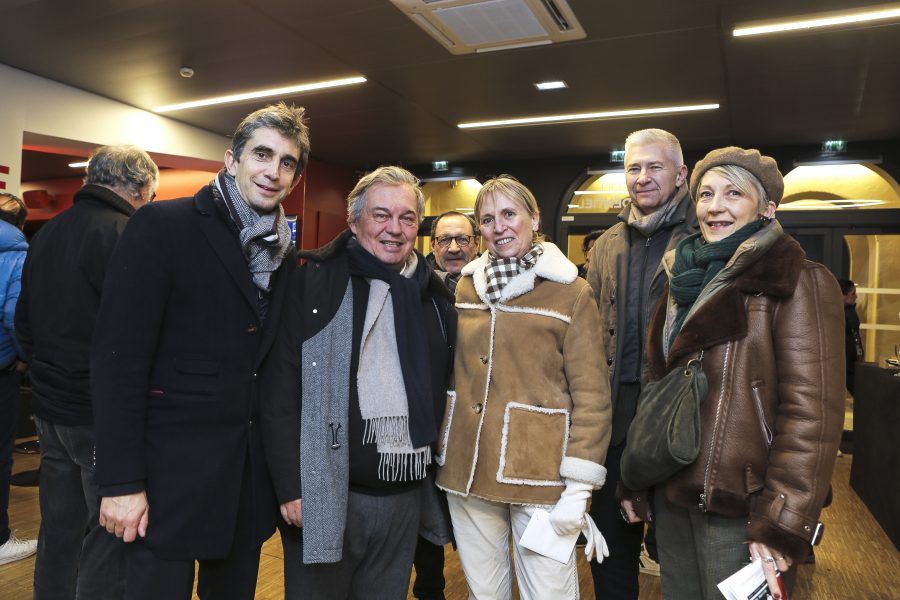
[{"x1": 435, "y1": 235, "x2": 476, "y2": 248}]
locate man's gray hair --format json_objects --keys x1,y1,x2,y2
[
  {"x1": 625, "y1": 128, "x2": 684, "y2": 167},
  {"x1": 346, "y1": 166, "x2": 425, "y2": 224},
  {"x1": 85, "y1": 145, "x2": 159, "y2": 197},
  {"x1": 230, "y1": 102, "x2": 310, "y2": 180}
]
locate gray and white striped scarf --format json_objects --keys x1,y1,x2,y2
[{"x1": 214, "y1": 169, "x2": 292, "y2": 291}]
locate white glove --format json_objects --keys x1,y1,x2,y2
[
  {"x1": 581, "y1": 513, "x2": 609, "y2": 563},
  {"x1": 549, "y1": 479, "x2": 592, "y2": 536}
]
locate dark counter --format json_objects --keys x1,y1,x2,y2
[{"x1": 849, "y1": 362, "x2": 900, "y2": 550}]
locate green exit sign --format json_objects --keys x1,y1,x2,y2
[
  {"x1": 822, "y1": 140, "x2": 846, "y2": 153},
  {"x1": 432, "y1": 160, "x2": 449, "y2": 172}
]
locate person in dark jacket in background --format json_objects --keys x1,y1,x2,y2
[
  {"x1": 15, "y1": 146, "x2": 158, "y2": 597},
  {"x1": 838, "y1": 278, "x2": 863, "y2": 394},
  {"x1": 429, "y1": 210, "x2": 479, "y2": 294},
  {"x1": 0, "y1": 192, "x2": 34, "y2": 567}
]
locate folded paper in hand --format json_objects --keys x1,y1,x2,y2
[
  {"x1": 717, "y1": 560, "x2": 788, "y2": 600},
  {"x1": 518, "y1": 508, "x2": 578, "y2": 564}
]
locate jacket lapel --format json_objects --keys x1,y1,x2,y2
[{"x1": 194, "y1": 188, "x2": 259, "y2": 314}]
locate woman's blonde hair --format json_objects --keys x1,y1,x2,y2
[{"x1": 702, "y1": 165, "x2": 769, "y2": 213}]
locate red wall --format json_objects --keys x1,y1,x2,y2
[{"x1": 299, "y1": 158, "x2": 357, "y2": 250}]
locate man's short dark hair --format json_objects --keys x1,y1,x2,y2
[
  {"x1": 230, "y1": 102, "x2": 311, "y2": 180},
  {"x1": 84, "y1": 145, "x2": 159, "y2": 199},
  {"x1": 838, "y1": 278, "x2": 856, "y2": 295},
  {"x1": 581, "y1": 230, "x2": 603, "y2": 254},
  {"x1": 430, "y1": 210, "x2": 479, "y2": 240},
  {"x1": 0, "y1": 192, "x2": 27, "y2": 229}
]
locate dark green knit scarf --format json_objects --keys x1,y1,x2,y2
[{"x1": 668, "y1": 219, "x2": 765, "y2": 342}]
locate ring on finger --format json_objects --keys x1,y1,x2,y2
[{"x1": 763, "y1": 556, "x2": 776, "y2": 563}]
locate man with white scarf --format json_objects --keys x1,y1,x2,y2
[
  {"x1": 262, "y1": 166, "x2": 456, "y2": 599},
  {"x1": 91, "y1": 103, "x2": 309, "y2": 599}
]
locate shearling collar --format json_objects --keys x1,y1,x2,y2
[
  {"x1": 462, "y1": 241, "x2": 577, "y2": 303},
  {"x1": 650, "y1": 223, "x2": 806, "y2": 372}
]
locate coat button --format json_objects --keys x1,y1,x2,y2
[
  {"x1": 608, "y1": 328, "x2": 615, "y2": 336},
  {"x1": 480, "y1": 355, "x2": 488, "y2": 364},
  {"x1": 473, "y1": 403, "x2": 483, "y2": 414},
  {"x1": 247, "y1": 324, "x2": 259, "y2": 334},
  {"x1": 312, "y1": 308, "x2": 318, "y2": 314},
  {"x1": 252, "y1": 371, "x2": 258, "y2": 378},
  {"x1": 607, "y1": 357, "x2": 613, "y2": 366}
]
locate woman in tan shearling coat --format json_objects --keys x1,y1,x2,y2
[{"x1": 435, "y1": 175, "x2": 612, "y2": 600}]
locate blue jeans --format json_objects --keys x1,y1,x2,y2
[
  {"x1": 33, "y1": 417, "x2": 125, "y2": 600},
  {"x1": 0, "y1": 369, "x2": 20, "y2": 545}
]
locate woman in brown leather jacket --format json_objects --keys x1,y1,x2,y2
[{"x1": 621, "y1": 147, "x2": 844, "y2": 599}]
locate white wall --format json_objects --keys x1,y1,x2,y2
[{"x1": 0, "y1": 63, "x2": 227, "y2": 196}]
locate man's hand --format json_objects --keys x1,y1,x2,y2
[
  {"x1": 620, "y1": 497, "x2": 652, "y2": 523},
  {"x1": 280, "y1": 498, "x2": 303, "y2": 528},
  {"x1": 99, "y1": 492, "x2": 149, "y2": 543}
]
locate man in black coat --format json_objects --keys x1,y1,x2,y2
[
  {"x1": 91, "y1": 102, "x2": 310, "y2": 600},
  {"x1": 16, "y1": 145, "x2": 158, "y2": 599}
]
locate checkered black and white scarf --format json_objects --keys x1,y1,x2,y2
[
  {"x1": 214, "y1": 169, "x2": 292, "y2": 292},
  {"x1": 484, "y1": 244, "x2": 543, "y2": 302}
]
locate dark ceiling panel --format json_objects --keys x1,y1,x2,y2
[{"x1": 0, "y1": 0, "x2": 897, "y2": 172}]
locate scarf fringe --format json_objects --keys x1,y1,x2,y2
[
  {"x1": 363, "y1": 415, "x2": 411, "y2": 446},
  {"x1": 377, "y1": 446, "x2": 432, "y2": 482}
]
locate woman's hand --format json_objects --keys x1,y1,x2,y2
[{"x1": 748, "y1": 541, "x2": 792, "y2": 600}]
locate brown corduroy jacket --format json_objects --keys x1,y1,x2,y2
[
  {"x1": 435, "y1": 242, "x2": 612, "y2": 505},
  {"x1": 630, "y1": 222, "x2": 844, "y2": 562}
]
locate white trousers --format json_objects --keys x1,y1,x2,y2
[{"x1": 446, "y1": 493, "x2": 579, "y2": 600}]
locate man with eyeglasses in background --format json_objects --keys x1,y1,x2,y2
[
  {"x1": 407, "y1": 210, "x2": 479, "y2": 600},
  {"x1": 429, "y1": 211, "x2": 480, "y2": 293}
]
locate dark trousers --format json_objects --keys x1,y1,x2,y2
[
  {"x1": 412, "y1": 536, "x2": 446, "y2": 600},
  {"x1": 0, "y1": 369, "x2": 19, "y2": 545},
  {"x1": 588, "y1": 441, "x2": 644, "y2": 600},
  {"x1": 33, "y1": 417, "x2": 125, "y2": 600},
  {"x1": 123, "y1": 463, "x2": 262, "y2": 600},
  {"x1": 281, "y1": 487, "x2": 422, "y2": 600}
]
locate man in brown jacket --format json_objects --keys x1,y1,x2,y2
[{"x1": 585, "y1": 128, "x2": 697, "y2": 600}]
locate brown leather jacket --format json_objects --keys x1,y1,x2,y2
[{"x1": 637, "y1": 222, "x2": 844, "y2": 562}]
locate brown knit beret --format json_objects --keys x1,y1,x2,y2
[{"x1": 690, "y1": 146, "x2": 784, "y2": 206}]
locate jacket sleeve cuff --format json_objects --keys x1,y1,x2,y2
[
  {"x1": 560, "y1": 456, "x2": 607, "y2": 489},
  {"x1": 746, "y1": 516, "x2": 811, "y2": 564},
  {"x1": 98, "y1": 481, "x2": 145, "y2": 498}
]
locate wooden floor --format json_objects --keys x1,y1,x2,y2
[{"x1": 2, "y1": 448, "x2": 899, "y2": 599}]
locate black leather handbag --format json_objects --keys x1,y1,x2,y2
[{"x1": 620, "y1": 352, "x2": 707, "y2": 491}]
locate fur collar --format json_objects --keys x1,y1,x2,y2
[
  {"x1": 462, "y1": 241, "x2": 577, "y2": 303},
  {"x1": 648, "y1": 227, "x2": 806, "y2": 374}
]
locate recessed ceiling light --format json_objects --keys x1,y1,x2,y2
[
  {"x1": 68, "y1": 161, "x2": 89, "y2": 168},
  {"x1": 535, "y1": 81, "x2": 567, "y2": 91},
  {"x1": 733, "y1": 5, "x2": 900, "y2": 37},
  {"x1": 152, "y1": 76, "x2": 367, "y2": 112},
  {"x1": 458, "y1": 103, "x2": 719, "y2": 129}
]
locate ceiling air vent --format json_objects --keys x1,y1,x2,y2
[{"x1": 391, "y1": 0, "x2": 585, "y2": 55}]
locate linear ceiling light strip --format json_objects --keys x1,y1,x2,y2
[
  {"x1": 458, "y1": 103, "x2": 719, "y2": 129},
  {"x1": 734, "y1": 6, "x2": 900, "y2": 37},
  {"x1": 153, "y1": 76, "x2": 367, "y2": 113}
]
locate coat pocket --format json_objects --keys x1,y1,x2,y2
[
  {"x1": 435, "y1": 391, "x2": 455, "y2": 466},
  {"x1": 496, "y1": 402, "x2": 568, "y2": 486}
]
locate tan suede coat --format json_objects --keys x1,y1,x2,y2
[
  {"x1": 435, "y1": 242, "x2": 612, "y2": 505},
  {"x1": 635, "y1": 221, "x2": 844, "y2": 562}
]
